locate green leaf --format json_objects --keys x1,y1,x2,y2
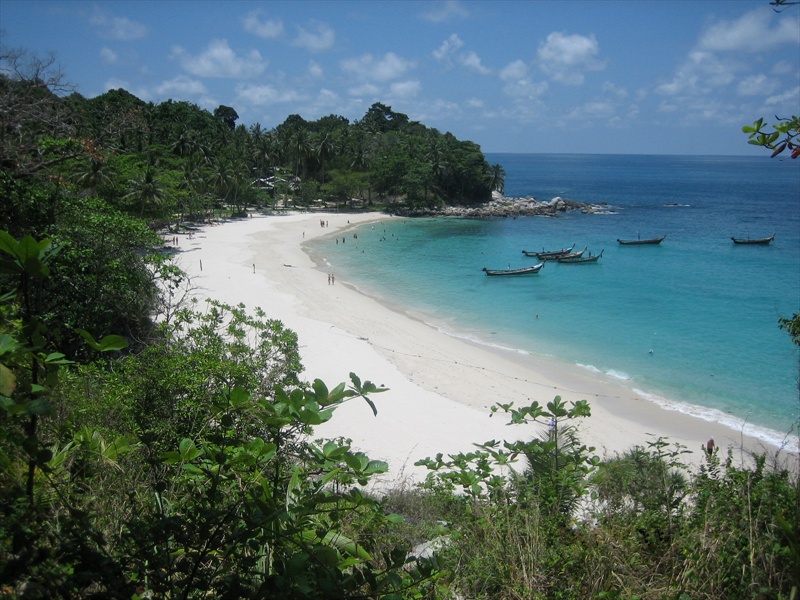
[
  {"x1": 95, "y1": 334, "x2": 128, "y2": 352},
  {"x1": 312, "y1": 379, "x2": 329, "y2": 400},
  {"x1": 26, "y1": 397, "x2": 52, "y2": 415},
  {"x1": 286, "y1": 466, "x2": 302, "y2": 508},
  {"x1": 0, "y1": 363, "x2": 16, "y2": 397},
  {"x1": 349, "y1": 372, "x2": 362, "y2": 389},
  {"x1": 0, "y1": 334, "x2": 21, "y2": 357},
  {"x1": 178, "y1": 438, "x2": 203, "y2": 461},
  {"x1": 229, "y1": 386, "x2": 250, "y2": 406},
  {"x1": 161, "y1": 451, "x2": 181, "y2": 464},
  {"x1": 75, "y1": 329, "x2": 129, "y2": 352},
  {"x1": 313, "y1": 545, "x2": 341, "y2": 567},
  {"x1": 385, "y1": 513, "x2": 405, "y2": 524},
  {"x1": 45, "y1": 352, "x2": 73, "y2": 365},
  {"x1": 362, "y1": 395, "x2": 378, "y2": 417},
  {"x1": 0, "y1": 231, "x2": 18, "y2": 258}
]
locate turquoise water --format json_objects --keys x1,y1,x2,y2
[{"x1": 309, "y1": 154, "x2": 800, "y2": 444}]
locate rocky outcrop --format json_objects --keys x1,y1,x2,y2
[{"x1": 394, "y1": 195, "x2": 605, "y2": 218}]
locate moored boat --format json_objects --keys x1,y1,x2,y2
[
  {"x1": 553, "y1": 245, "x2": 587, "y2": 260},
  {"x1": 731, "y1": 233, "x2": 775, "y2": 245},
  {"x1": 617, "y1": 234, "x2": 666, "y2": 245},
  {"x1": 483, "y1": 262, "x2": 545, "y2": 276},
  {"x1": 522, "y1": 243, "x2": 575, "y2": 259},
  {"x1": 557, "y1": 249, "x2": 603, "y2": 263}
]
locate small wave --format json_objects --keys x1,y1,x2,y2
[
  {"x1": 632, "y1": 388, "x2": 799, "y2": 452},
  {"x1": 606, "y1": 369, "x2": 631, "y2": 381},
  {"x1": 434, "y1": 323, "x2": 532, "y2": 356},
  {"x1": 576, "y1": 363, "x2": 631, "y2": 381}
]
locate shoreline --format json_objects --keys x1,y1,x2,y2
[{"x1": 175, "y1": 211, "x2": 798, "y2": 483}]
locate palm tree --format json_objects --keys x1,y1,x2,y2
[
  {"x1": 124, "y1": 167, "x2": 166, "y2": 217},
  {"x1": 251, "y1": 135, "x2": 275, "y2": 178},
  {"x1": 490, "y1": 163, "x2": 506, "y2": 194},
  {"x1": 71, "y1": 155, "x2": 114, "y2": 195},
  {"x1": 314, "y1": 130, "x2": 337, "y2": 184},
  {"x1": 290, "y1": 129, "x2": 311, "y2": 180}
]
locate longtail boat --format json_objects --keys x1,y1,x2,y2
[
  {"x1": 483, "y1": 262, "x2": 545, "y2": 276},
  {"x1": 557, "y1": 249, "x2": 603, "y2": 264},
  {"x1": 731, "y1": 233, "x2": 775, "y2": 245},
  {"x1": 522, "y1": 243, "x2": 575, "y2": 259},
  {"x1": 617, "y1": 234, "x2": 666, "y2": 245},
  {"x1": 554, "y1": 245, "x2": 587, "y2": 260}
]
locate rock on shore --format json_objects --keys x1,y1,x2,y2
[{"x1": 395, "y1": 194, "x2": 607, "y2": 217}]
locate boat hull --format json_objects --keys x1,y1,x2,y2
[
  {"x1": 483, "y1": 262, "x2": 545, "y2": 276},
  {"x1": 617, "y1": 236, "x2": 666, "y2": 245},
  {"x1": 731, "y1": 233, "x2": 775, "y2": 245}
]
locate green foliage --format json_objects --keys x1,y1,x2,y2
[
  {"x1": 779, "y1": 313, "x2": 800, "y2": 346},
  {"x1": 1, "y1": 233, "x2": 440, "y2": 597},
  {"x1": 42, "y1": 197, "x2": 163, "y2": 357},
  {"x1": 743, "y1": 115, "x2": 800, "y2": 158}
]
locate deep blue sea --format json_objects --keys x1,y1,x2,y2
[{"x1": 310, "y1": 154, "x2": 800, "y2": 446}]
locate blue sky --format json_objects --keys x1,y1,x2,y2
[{"x1": 1, "y1": 0, "x2": 798, "y2": 155}]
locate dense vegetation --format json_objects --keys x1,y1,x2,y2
[{"x1": 1, "y1": 46, "x2": 798, "y2": 599}]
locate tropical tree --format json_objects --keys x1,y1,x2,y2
[
  {"x1": 489, "y1": 163, "x2": 506, "y2": 194},
  {"x1": 124, "y1": 166, "x2": 166, "y2": 217}
]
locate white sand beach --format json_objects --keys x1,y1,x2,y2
[{"x1": 174, "y1": 212, "x2": 797, "y2": 484}]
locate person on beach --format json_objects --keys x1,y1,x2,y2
[{"x1": 705, "y1": 437, "x2": 715, "y2": 457}]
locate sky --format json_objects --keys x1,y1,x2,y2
[{"x1": 1, "y1": 0, "x2": 799, "y2": 155}]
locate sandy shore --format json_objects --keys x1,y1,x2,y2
[{"x1": 174, "y1": 212, "x2": 797, "y2": 484}]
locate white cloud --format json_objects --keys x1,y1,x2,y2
[
  {"x1": 293, "y1": 22, "x2": 335, "y2": 52},
  {"x1": 420, "y1": 0, "x2": 469, "y2": 23},
  {"x1": 432, "y1": 33, "x2": 464, "y2": 62},
  {"x1": 347, "y1": 83, "x2": 380, "y2": 97},
  {"x1": 341, "y1": 52, "x2": 414, "y2": 82},
  {"x1": 90, "y1": 10, "x2": 148, "y2": 41},
  {"x1": 699, "y1": 8, "x2": 800, "y2": 53},
  {"x1": 500, "y1": 60, "x2": 529, "y2": 81},
  {"x1": 460, "y1": 51, "x2": 491, "y2": 75},
  {"x1": 315, "y1": 88, "x2": 340, "y2": 106},
  {"x1": 566, "y1": 101, "x2": 615, "y2": 121},
  {"x1": 500, "y1": 60, "x2": 547, "y2": 98},
  {"x1": 537, "y1": 31, "x2": 605, "y2": 85},
  {"x1": 100, "y1": 47, "x2": 118, "y2": 65},
  {"x1": 764, "y1": 85, "x2": 800, "y2": 106},
  {"x1": 602, "y1": 81, "x2": 628, "y2": 100},
  {"x1": 155, "y1": 76, "x2": 208, "y2": 97},
  {"x1": 466, "y1": 98, "x2": 484, "y2": 108},
  {"x1": 171, "y1": 39, "x2": 267, "y2": 79},
  {"x1": 103, "y1": 77, "x2": 130, "y2": 91},
  {"x1": 235, "y1": 83, "x2": 304, "y2": 105},
  {"x1": 103, "y1": 77, "x2": 149, "y2": 100},
  {"x1": 656, "y1": 50, "x2": 735, "y2": 97},
  {"x1": 771, "y1": 60, "x2": 795, "y2": 76},
  {"x1": 308, "y1": 60, "x2": 323, "y2": 78},
  {"x1": 242, "y1": 10, "x2": 284, "y2": 39},
  {"x1": 736, "y1": 74, "x2": 777, "y2": 97},
  {"x1": 389, "y1": 79, "x2": 421, "y2": 98}
]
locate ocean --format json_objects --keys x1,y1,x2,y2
[{"x1": 309, "y1": 154, "x2": 800, "y2": 447}]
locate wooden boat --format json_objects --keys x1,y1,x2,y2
[
  {"x1": 483, "y1": 262, "x2": 545, "y2": 276},
  {"x1": 522, "y1": 243, "x2": 575, "y2": 259},
  {"x1": 731, "y1": 233, "x2": 775, "y2": 245},
  {"x1": 554, "y1": 245, "x2": 587, "y2": 260},
  {"x1": 617, "y1": 234, "x2": 666, "y2": 245},
  {"x1": 557, "y1": 249, "x2": 603, "y2": 263}
]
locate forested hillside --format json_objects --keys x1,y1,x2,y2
[{"x1": 1, "y1": 48, "x2": 797, "y2": 600}]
